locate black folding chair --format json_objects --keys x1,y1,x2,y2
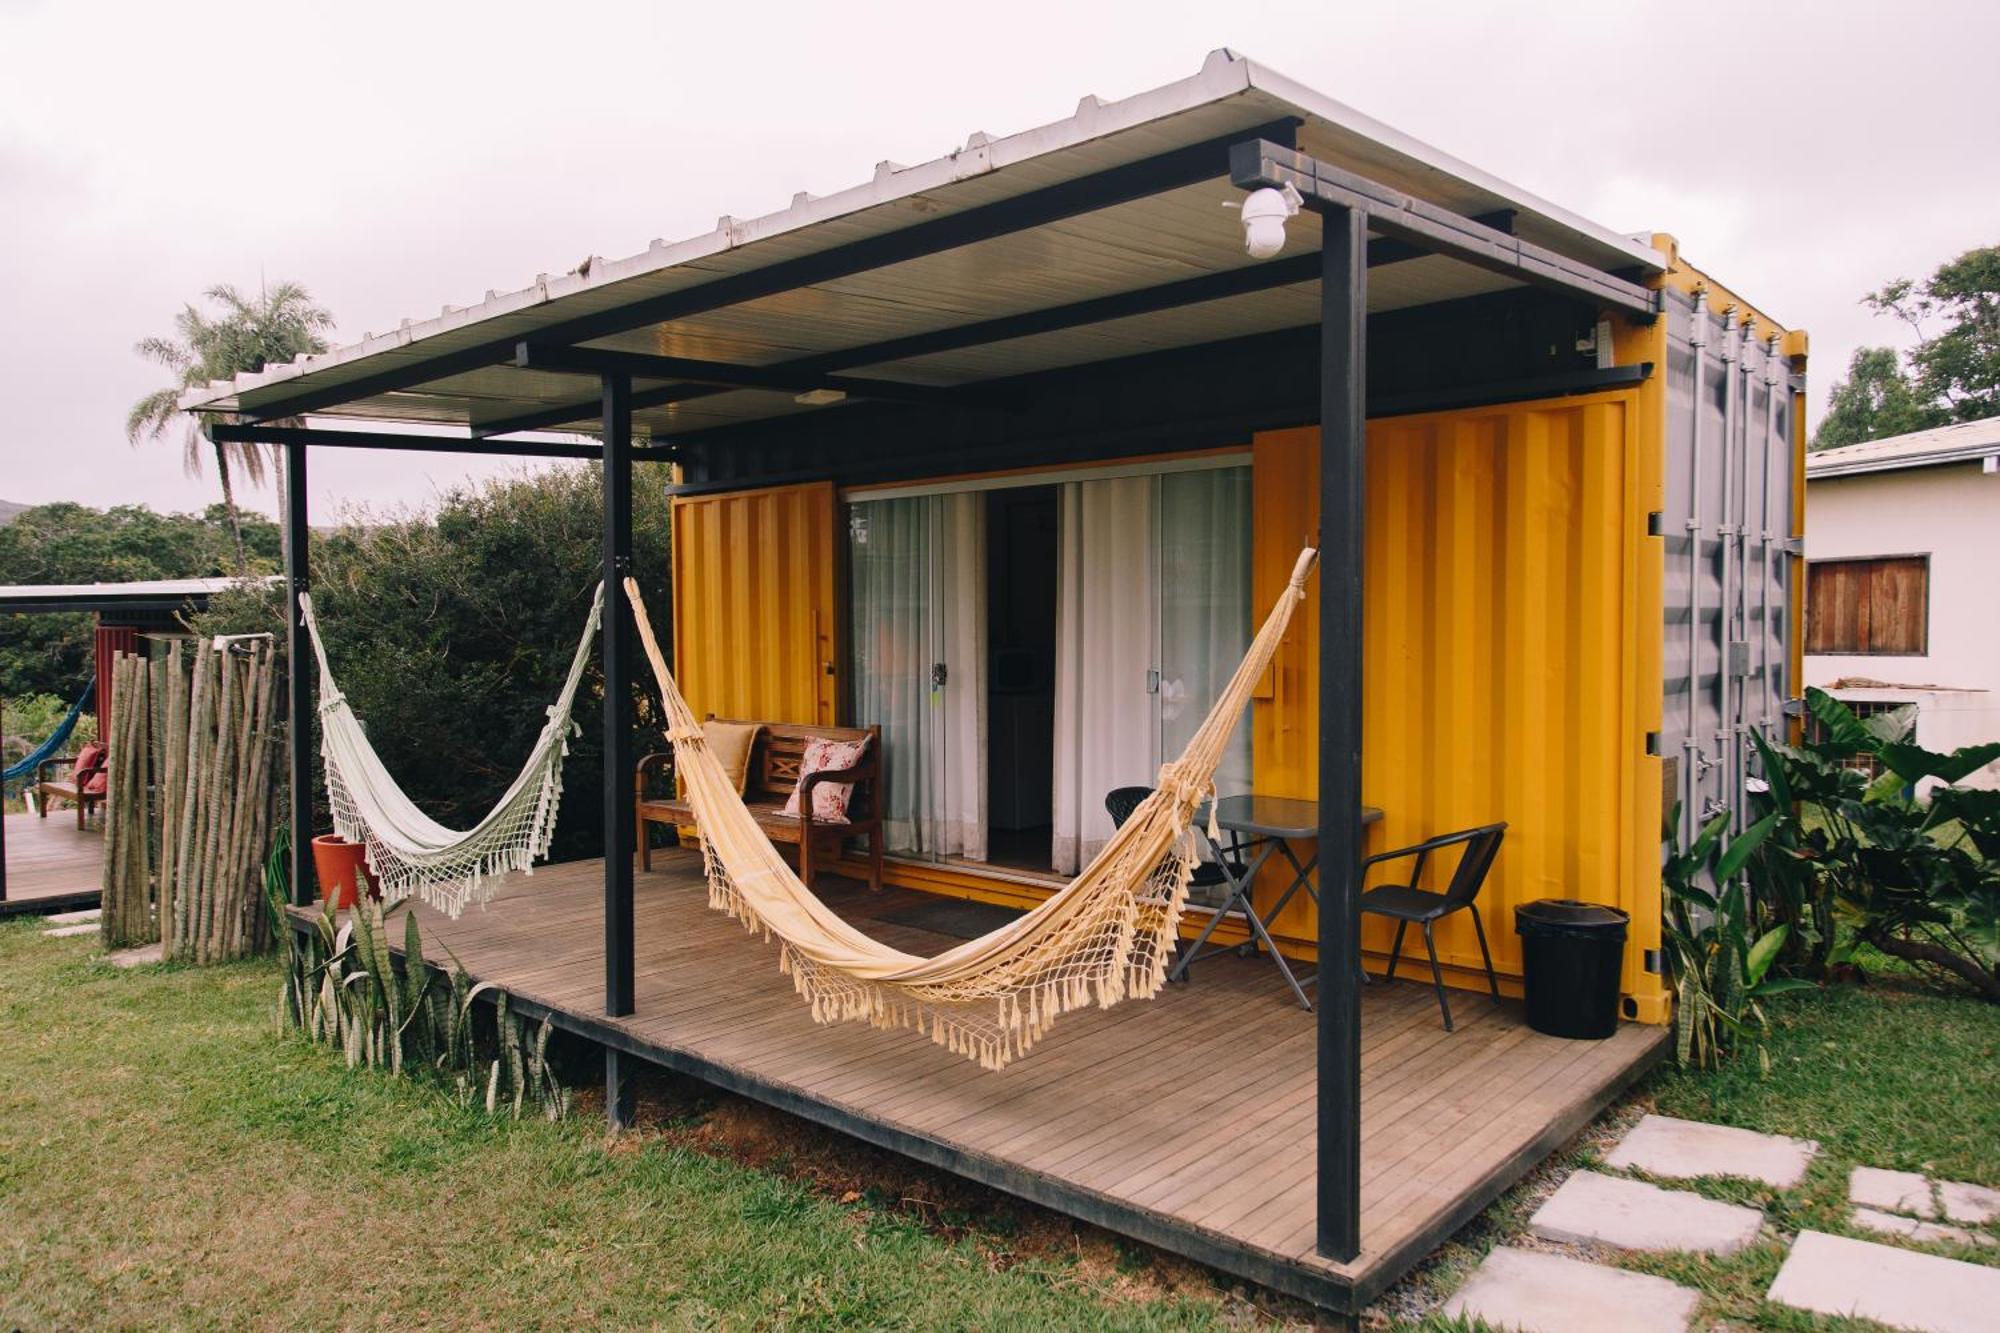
[
  {"x1": 1104, "y1": 785, "x2": 1245, "y2": 903},
  {"x1": 1360, "y1": 822, "x2": 1507, "y2": 1031}
]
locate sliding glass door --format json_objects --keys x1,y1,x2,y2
[
  {"x1": 1050, "y1": 465, "x2": 1253, "y2": 874},
  {"x1": 847, "y1": 494, "x2": 986, "y2": 861}
]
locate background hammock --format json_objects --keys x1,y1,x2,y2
[
  {"x1": 4, "y1": 678, "x2": 94, "y2": 787},
  {"x1": 300, "y1": 585, "x2": 603, "y2": 916},
  {"x1": 622, "y1": 547, "x2": 1317, "y2": 1070}
]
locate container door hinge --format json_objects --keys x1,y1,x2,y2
[
  {"x1": 1781, "y1": 536, "x2": 1806, "y2": 557},
  {"x1": 1782, "y1": 697, "x2": 1807, "y2": 718},
  {"x1": 1643, "y1": 949, "x2": 1665, "y2": 975}
]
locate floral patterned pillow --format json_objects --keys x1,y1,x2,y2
[{"x1": 782, "y1": 736, "x2": 869, "y2": 824}]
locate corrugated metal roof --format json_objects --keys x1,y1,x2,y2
[
  {"x1": 1807, "y1": 418, "x2": 2000, "y2": 479},
  {"x1": 178, "y1": 49, "x2": 1669, "y2": 439},
  {"x1": 0, "y1": 576, "x2": 276, "y2": 612}
]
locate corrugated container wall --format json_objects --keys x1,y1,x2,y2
[{"x1": 1658, "y1": 288, "x2": 1805, "y2": 847}]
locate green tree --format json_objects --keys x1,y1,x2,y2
[
  {"x1": 1867, "y1": 245, "x2": 2000, "y2": 424},
  {"x1": 1812, "y1": 345, "x2": 1942, "y2": 449},
  {"x1": 0, "y1": 502, "x2": 279, "y2": 701},
  {"x1": 127, "y1": 282, "x2": 334, "y2": 570},
  {"x1": 192, "y1": 464, "x2": 671, "y2": 864}
]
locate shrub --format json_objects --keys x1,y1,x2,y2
[{"x1": 193, "y1": 464, "x2": 671, "y2": 864}]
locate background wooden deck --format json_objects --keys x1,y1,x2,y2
[
  {"x1": 1, "y1": 813, "x2": 103, "y2": 915},
  {"x1": 333, "y1": 850, "x2": 1665, "y2": 1311}
]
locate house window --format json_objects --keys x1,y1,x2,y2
[
  {"x1": 1805, "y1": 555, "x2": 1928, "y2": 656},
  {"x1": 1807, "y1": 698, "x2": 1915, "y2": 780}
]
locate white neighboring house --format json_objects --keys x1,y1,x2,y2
[{"x1": 1805, "y1": 418, "x2": 2000, "y2": 789}]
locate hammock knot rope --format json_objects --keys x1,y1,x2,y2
[
  {"x1": 623, "y1": 546, "x2": 1319, "y2": 1070},
  {"x1": 300, "y1": 585, "x2": 604, "y2": 916}
]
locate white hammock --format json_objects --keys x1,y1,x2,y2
[
  {"x1": 624, "y1": 548, "x2": 1318, "y2": 1069},
  {"x1": 299, "y1": 585, "x2": 604, "y2": 916}
]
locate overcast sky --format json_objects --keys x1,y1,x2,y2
[{"x1": 3, "y1": 0, "x2": 1995, "y2": 521}]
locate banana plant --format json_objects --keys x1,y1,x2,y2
[{"x1": 1663, "y1": 808, "x2": 1815, "y2": 1069}]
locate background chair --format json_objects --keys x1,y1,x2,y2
[
  {"x1": 1360, "y1": 822, "x2": 1507, "y2": 1031},
  {"x1": 1104, "y1": 785, "x2": 1244, "y2": 907}
]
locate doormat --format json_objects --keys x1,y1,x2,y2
[{"x1": 875, "y1": 899, "x2": 1025, "y2": 941}]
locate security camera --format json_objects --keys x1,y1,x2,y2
[{"x1": 1236, "y1": 183, "x2": 1303, "y2": 259}]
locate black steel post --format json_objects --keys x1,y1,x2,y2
[
  {"x1": 1316, "y1": 203, "x2": 1367, "y2": 1263},
  {"x1": 602, "y1": 374, "x2": 636, "y2": 1032},
  {"x1": 285, "y1": 439, "x2": 313, "y2": 907}
]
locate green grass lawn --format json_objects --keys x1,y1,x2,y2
[
  {"x1": 0, "y1": 919, "x2": 1242, "y2": 1331},
  {"x1": 4, "y1": 917, "x2": 1996, "y2": 1332}
]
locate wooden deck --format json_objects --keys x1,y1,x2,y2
[
  {"x1": 296, "y1": 851, "x2": 1666, "y2": 1314},
  {"x1": 1, "y1": 813, "x2": 103, "y2": 916}
]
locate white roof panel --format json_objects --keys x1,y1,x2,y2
[{"x1": 178, "y1": 49, "x2": 1668, "y2": 438}]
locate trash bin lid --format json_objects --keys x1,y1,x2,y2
[{"x1": 1515, "y1": 898, "x2": 1630, "y2": 937}]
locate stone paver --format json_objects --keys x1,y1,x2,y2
[
  {"x1": 1853, "y1": 1206, "x2": 1995, "y2": 1249},
  {"x1": 41, "y1": 923, "x2": 98, "y2": 938},
  {"x1": 1852, "y1": 1165, "x2": 1939, "y2": 1217},
  {"x1": 1767, "y1": 1230, "x2": 2000, "y2": 1333},
  {"x1": 1941, "y1": 1181, "x2": 2000, "y2": 1226},
  {"x1": 106, "y1": 943, "x2": 163, "y2": 969},
  {"x1": 45, "y1": 908, "x2": 102, "y2": 924},
  {"x1": 1442, "y1": 1246, "x2": 1700, "y2": 1333},
  {"x1": 1530, "y1": 1170, "x2": 1762, "y2": 1255},
  {"x1": 1602, "y1": 1113, "x2": 1818, "y2": 1188}
]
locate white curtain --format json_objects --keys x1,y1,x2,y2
[
  {"x1": 1159, "y1": 467, "x2": 1254, "y2": 802},
  {"x1": 848, "y1": 494, "x2": 986, "y2": 860},
  {"x1": 1051, "y1": 477, "x2": 1158, "y2": 874}
]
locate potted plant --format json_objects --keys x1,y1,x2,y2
[{"x1": 311, "y1": 833, "x2": 379, "y2": 910}]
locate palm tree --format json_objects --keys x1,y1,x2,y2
[{"x1": 128, "y1": 282, "x2": 335, "y2": 571}]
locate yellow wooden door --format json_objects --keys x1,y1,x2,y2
[{"x1": 670, "y1": 481, "x2": 841, "y2": 726}]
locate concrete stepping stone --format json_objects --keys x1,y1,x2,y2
[
  {"x1": 1767, "y1": 1230, "x2": 2000, "y2": 1333},
  {"x1": 1940, "y1": 1181, "x2": 2000, "y2": 1226},
  {"x1": 45, "y1": 908, "x2": 101, "y2": 924},
  {"x1": 1852, "y1": 1165, "x2": 1939, "y2": 1217},
  {"x1": 1853, "y1": 1206, "x2": 1995, "y2": 1249},
  {"x1": 42, "y1": 923, "x2": 98, "y2": 938},
  {"x1": 1601, "y1": 1113, "x2": 1817, "y2": 1188},
  {"x1": 1530, "y1": 1170, "x2": 1762, "y2": 1255},
  {"x1": 1442, "y1": 1246, "x2": 1700, "y2": 1333},
  {"x1": 106, "y1": 943, "x2": 163, "y2": 969}
]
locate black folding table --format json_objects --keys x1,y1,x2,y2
[{"x1": 1168, "y1": 794, "x2": 1383, "y2": 1009}]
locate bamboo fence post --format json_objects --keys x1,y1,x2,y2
[
  {"x1": 173, "y1": 642, "x2": 212, "y2": 961},
  {"x1": 199, "y1": 652, "x2": 237, "y2": 964}
]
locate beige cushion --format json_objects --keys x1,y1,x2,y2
[{"x1": 701, "y1": 720, "x2": 762, "y2": 795}]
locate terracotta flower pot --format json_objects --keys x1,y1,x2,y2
[{"x1": 312, "y1": 834, "x2": 379, "y2": 910}]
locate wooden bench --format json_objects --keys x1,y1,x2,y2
[
  {"x1": 36, "y1": 743, "x2": 107, "y2": 829},
  {"x1": 636, "y1": 719, "x2": 884, "y2": 891}
]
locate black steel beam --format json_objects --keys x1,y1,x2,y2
[
  {"x1": 238, "y1": 120, "x2": 1300, "y2": 423},
  {"x1": 1370, "y1": 362, "x2": 1652, "y2": 419},
  {"x1": 476, "y1": 215, "x2": 1515, "y2": 439},
  {"x1": 513, "y1": 342, "x2": 992, "y2": 409},
  {"x1": 285, "y1": 441, "x2": 314, "y2": 908},
  {"x1": 602, "y1": 373, "x2": 636, "y2": 1022},
  {"x1": 1317, "y1": 202, "x2": 1367, "y2": 1265},
  {"x1": 1231, "y1": 139, "x2": 1660, "y2": 320},
  {"x1": 208, "y1": 422, "x2": 673, "y2": 461}
]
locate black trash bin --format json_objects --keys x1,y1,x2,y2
[{"x1": 1514, "y1": 899, "x2": 1629, "y2": 1039}]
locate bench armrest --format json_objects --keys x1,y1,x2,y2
[
  {"x1": 37, "y1": 756, "x2": 77, "y2": 782},
  {"x1": 635, "y1": 751, "x2": 675, "y2": 797},
  {"x1": 797, "y1": 758, "x2": 876, "y2": 829}
]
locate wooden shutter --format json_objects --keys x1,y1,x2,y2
[{"x1": 1805, "y1": 556, "x2": 1927, "y2": 655}]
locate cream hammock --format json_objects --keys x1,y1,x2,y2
[
  {"x1": 300, "y1": 585, "x2": 604, "y2": 916},
  {"x1": 623, "y1": 547, "x2": 1318, "y2": 1070}
]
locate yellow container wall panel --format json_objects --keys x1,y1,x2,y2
[
  {"x1": 1251, "y1": 391, "x2": 1667, "y2": 1015},
  {"x1": 671, "y1": 481, "x2": 840, "y2": 727}
]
